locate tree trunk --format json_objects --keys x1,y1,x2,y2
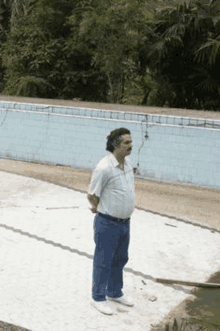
[{"x1": 141, "y1": 89, "x2": 151, "y2": 105}]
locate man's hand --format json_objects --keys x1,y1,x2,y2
[
  {"x1": 90, "y1": 207, "x2": 97, "y2": 213},
  {"x1": 87, "y1": 194, "x2": 100, "y2": 213}
]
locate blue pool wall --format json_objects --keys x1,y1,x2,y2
[{"x1": 0, "y1": 101, "x2": 220, "y2": 189}]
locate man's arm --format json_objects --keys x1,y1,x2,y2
[{"x1": 87, "y1": 193, "x2": 100, "y2": 213}]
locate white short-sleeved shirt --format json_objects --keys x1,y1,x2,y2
[{"x1": 88, "y1": 153, "x2": 135, "y2": 219}]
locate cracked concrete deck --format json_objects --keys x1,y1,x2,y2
[{"x1": 0, "y1": 167, "x2": 220, "y2": 330}]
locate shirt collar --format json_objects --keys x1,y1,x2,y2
[{"x1": 110, "y1": 153, "x2": 127, "y2": 168}]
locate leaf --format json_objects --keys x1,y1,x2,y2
[
  {"x1": 195, "y1": 36, "x2": 220, "y2": 64},
  {"x1": 148, "y1": 39, "x2": 167, "y2": 58}
]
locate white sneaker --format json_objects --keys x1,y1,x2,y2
[
  {"x1": 107, "y1": 295, "x2": 134, "y2": 307},
  {"x1": 91, "y1": 300, "x2": 114, "y2": 315}
]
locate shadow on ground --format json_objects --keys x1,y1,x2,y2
[{"x1": 0, "y1": 322, "x2": 31, "y2": 331}]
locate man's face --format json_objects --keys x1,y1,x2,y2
[{"x1": 115, "y1": 134, "x2": 133, "y2": 157}]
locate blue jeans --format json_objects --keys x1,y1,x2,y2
[{"x1": 92, "y1": 213, "x2": 130, "y2": 301}]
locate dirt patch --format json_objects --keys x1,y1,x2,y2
[{"x1": 155, "y1": 271, "x2": 220, "y2": 330}]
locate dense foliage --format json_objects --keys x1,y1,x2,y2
[{"x1": 0, "y1": 0, "x2": 220, "y2": 110}]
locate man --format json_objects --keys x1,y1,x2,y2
[{"x1": 87, "y1": 127, "x2": 135, "y2": 315}]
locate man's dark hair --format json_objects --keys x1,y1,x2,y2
[{"x1": 106, "y1": 128, "x2": 131, "y2": 153}]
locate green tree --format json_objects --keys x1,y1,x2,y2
[
  {"x1": 141, "y1": 0, "x2": 220, "y2": 110},
  {"x1": 68, "y1": 0, "x2": 153, "y2": 104},
  {"x1": 0, "y1": 1, "x2": 12, "y2": 91},
  {"x1": 2, "y1": 0, "x2": 58, "y2": 97},
  {"x1": 2, "y1": 0, "x2": 108, "y2": 100}
]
